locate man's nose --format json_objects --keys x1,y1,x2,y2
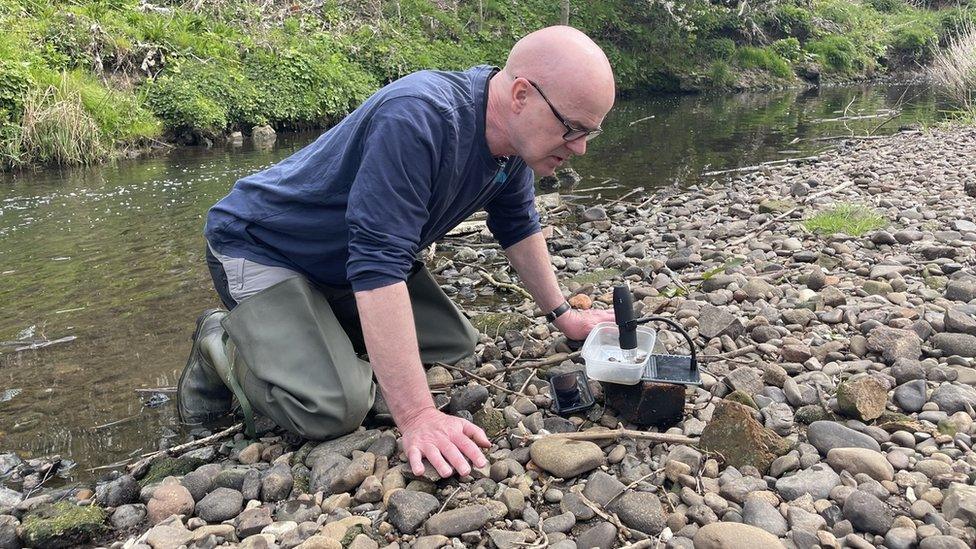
[{"x1": 566, "y1": 137, "x2": 587, "y2": 156}]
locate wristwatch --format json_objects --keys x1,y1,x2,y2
[{"x1": 545, "y1": 301, "x2": 572, "y2": 323}]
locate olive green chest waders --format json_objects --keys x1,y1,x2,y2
[{"x1": 181, "y1": 264, "x2": 479, "y2": 441}]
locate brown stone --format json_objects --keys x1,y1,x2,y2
[
  {"x1": 836, "y1": 377, "x2": 887, "y2": 421},
  {"x1": 700, "y1": 401, "x2": 791, "y2": 475}
]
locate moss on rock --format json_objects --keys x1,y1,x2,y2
[
  {"x1": 21, "y1": 502, "x2": 107, "y2": 549},
  {"x1": 725, "y1": 390, "x2": 759, "y2": 409},
  {"x1": 568, "y1": 269, "x2": 622, "y2": 286},
  {"x1": 699, "y1": 401, "x2": 792, "y2": 474},
  {"x1": 139, "y1": 456, "x2": 207, "y2": 486},
  {"x1": 473, "y1": 407, "x2": 506, "y2": 438},
  {"x1": 470, "y1": 312, "x2": 531, "y2": 337}
]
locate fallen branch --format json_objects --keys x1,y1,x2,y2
[
  {"x1": 606, "y1": 186, "x2": 645, "y2": 207},
  {"x1": 521, "y1": 428, "x2": 695, "y2": 445},
  {"x1": 426, "y1": 352, "x2": 579, "y2": 391},
  {"x1": 702, "y1": 155, "x2": 821, "y2": 177},
  {"x1": 4, "y1": 336, "x2": 77, "y2": 351},
  {"x1": 628, "y1": 115, "x2": 655, "y2": 126},
  {"x1": 478, "y1": 269, "x2": 533, "y2": 301},
  {"x1": 127, "y1": 422, "x2": 243, "y2": 475},
  {"x1": 435, "y1": 362, "x2": 525, "y2": 397},
  {"x1": 134, "y1": 387, "x2": 176, "y2": 394}
]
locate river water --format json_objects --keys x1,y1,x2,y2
[{"x1": 0, "y1": 82, "x2": 949, "y2": 481}]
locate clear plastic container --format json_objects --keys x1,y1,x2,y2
[{"x1": 581, "y1": 322, "x2": 656, "y2": 385}]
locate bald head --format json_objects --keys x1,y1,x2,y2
[
  {"x1": 503, "y1": 26, "x2": 615, "y2": 113},
  {"x1": 484, "y1": 26, "x2": 615, "y2": 175}
]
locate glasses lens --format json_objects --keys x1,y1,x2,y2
[{"x1": 563, "y1": 128, "x2": 602, "y2": 142}]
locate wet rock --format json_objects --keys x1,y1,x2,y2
[
  {"x1": 194, "y1": 487, "x2": 243, "y2": 523},
  {"x1": 806, "y1": 420, "x2": 881, "y2": 454},
  {"x1": 929, "y1": 333, "x2": 976, "y2": 358},
  {"x1": 529, "y1": 438, "x2": 605, "y2": 478},
  {"x1": 930, "y1": 383, "x2": 976, "y2": 413},
  {"x1": 425, "y1": 505, "x2": 490, "y2": 536},
  {"x1": 775, "y1": 464, "x2": 840, "y2": 501},
  {"x1": 835, "y1": 377, "x2": 887, "y2": 421},
  {"x1": 96, "y1": 474, "x2": 139, "y2": 507},
  {"x1": 825, "y1": 448, "x2": 893, "y2": 481},
  {"x1": 700, "y1": 401, "x2": 790, "y2": 474},
  {"x1": 693, "y1": 522, "x2": 784, "y2": 548},
  {"x1": 842, "y1": 490, "x2": 893, "y2": 535},
  {"x1": 387, "y1": 490, "x2": 439, "y2": 534}
]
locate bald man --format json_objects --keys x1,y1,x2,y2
[{"x1": 179, "y1": 26, "x2": 616, "y2": 478}]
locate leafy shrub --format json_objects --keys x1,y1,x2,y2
[
  {"x1": 0, "y1": 58, "x2": 31, "y2": 123},
  {"x1": 805, "y1": 35, "x2": 860, "y2": 73},
  {"x1": 771, "y1": 37, "x2": 803, "y2": 62},
  {"x1": 700, "y1": 38, "x2": 736, "y2": 61},
  {"x1": 709, "y1": 60, "x2": 736, "y2": 87},
  {"x1": 889, "y1": 21, "x2": 938, "y2": 60},
  {"x1": 734, "y1": 46, "x2": 793, "y2": 79},
  {"x1": 772, "y1": 4, "x2": 814, "y2": 39},
  {"x1": 866, "y1": 0, "x2": 906, "y2": 13}
]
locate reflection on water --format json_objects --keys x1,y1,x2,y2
[{"x1": 0, "y1": 83, "x2": 947, "y2": 481}]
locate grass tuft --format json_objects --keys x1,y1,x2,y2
[
  {"x1": 930, "y1": 22, "x2": 976, "y2": 115},
  {"x1": 803, "y1": 203, "x2": 886, "y2": 236}
]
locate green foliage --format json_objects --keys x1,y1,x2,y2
[
  {"x1": 708, "y1": 60, "x2": 736, "y2": 87},
  {"x1": 700, "y1": 37, "x2": 736, "y2": 61},
  {"x1": 771, "y1": 3, "x2": 814, "y2": 39},
  {"x1": 734, "y1": 46, "x2": 793, "y2": 79},
  {"x1": 771, "y1": 37, "x2": 804, "y2": 62},
  {"x1": 805, "y1": 35, "x2": 861, "y2": 74},
  {"x1": 889, "y1": 20, "x2": 939, "y2": 60},
  {"x1": 866, "y1": 0, "x2": 906, "y2": 14},
  {"x1": 803, "y1": 203, "x2": 886, "y2": 236},
  {"x1": 21, "y1": 502, "x2": 107, "y2": 548},
  {"x1": 0, "y1": 58, "x2": 32, "y2": 123}
]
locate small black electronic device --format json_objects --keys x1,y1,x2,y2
[{"x1": 549, "y1": 370, "x2": 595, "y2": 415}]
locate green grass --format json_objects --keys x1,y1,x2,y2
[{"x1": 803, "y1": 203, "x2": 887, "y2": 236}]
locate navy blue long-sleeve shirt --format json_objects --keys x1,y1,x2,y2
[{"x1": 205, "y1": 65, "x2": 541, "y2": 291}]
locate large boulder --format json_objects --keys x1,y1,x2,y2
[
  {"x1": 867, "y1": 326, "x2": 921, "y2": 364},
  {"x1": 699, "y1": 401, "x2": 791, "y2": 474},
  {"x1": 835, "y1": 377, "x2": 887, "y2": 421}
]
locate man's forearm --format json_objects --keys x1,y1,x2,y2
[
  {"x1": 503, "y1": 231, "x2": 565, "y2": 313},
  {"x1": 355, "y1": 282, "x2": 435, "y2": 426}
]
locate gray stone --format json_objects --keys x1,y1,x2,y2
[
  {"x1": 235, "y1": 507, "x2": 272, "y2": 538},
  {"x1": 387, "y1": 489, "x2": 439, "y2": 534},
  {"x1": 942, "y1": 482, "x2": 976, "y2": 527},
  {"x1": 719, "y1": 476, "x2": 769, "y2": 505},
  {"x1": 145, "y1": 523, "x2": 194, "y2": 549},
  {"x1": 930, "y1": 383, "x2": 976, "y2": 413},
  {"x1": 260, "y1": 464, "x2": 293, "y2": 502},
  {"x1": 742, "y1": 496, "x2": 788, "y2": 536},
  {"x1": 842, "y1": 490, "x2": 893, "y2": 535},
  {"x1": 195, "y1": 488, "x2": 243, "y2": 523},
  {"x1": 575, "y1": 521, "x2": 616, "y2": 549},
  {"x1": 425, "y1": 505, "x2": 490, "y2": 536},
  {"x1": 893, "y1": 379, "x2": 927, "y2": 413},
  {"x1": 96, "y1": 474, "x2": 140, "y2": 507},
  {"x1": 273, "y1": 499, "x2": 319, "y2": 523},
  {"x1": 775, "y1": 464, "x2": 840, "y2": 501},
  {"x1": 582, "y1": 471, "x2": 626, "y2": 506},
  {"x1": 306, "y1": 430, "x2": 380, "y2": 463},
  {"x1": 0, "y1": 514, "x2": 17, "y2": 549},
  {"x1": 110, "y1": 503, "x2": 146, "y2": 529},
  {"x1": 725, "y1": 367, "x2": 763, "y2": 395},
  {"x1": 867, "y1": 326, "x2": 921, "y2": 364},
  {"x1": 944, "y1": 308, "x2": 976, "y2": 336},
  {"x1": 698, "y1": 305, "x2": 745, "y2": 340},
  {"x1": 559, "y1": 493, "x2": 594, "y2": 521},
  {"x1": 541, "y1": 511, "x2": 576, "y2": 534},
  {"x1": 806, "y1": 421, "x2": 881, "y2": 455},
  {"x1": 884, "y1": 527, "x2": 917, "y2": 549},
  {"x1": 919, "y1": 535, "x2": 969, "y2": 549},
  {"x1": 930, "y1": 332, "x2": 976, "y2": 358},
  {"x1": 330, "y1": 452, "x2": 374, "y2": 494},
  {"x1": 891, "y1": 359, "x2": 925, "y2": 385},
  {"x1": 308, "y1": 453, "x2": 350, "y2": 494},
  {"x1": 607, "y1": 491, "x2": 665, "y2": 535},
  {"x1": 945, "y1": 278, "x2": 976, "y2": 303},
  {"x1": 448, "y1": 385, "x2": 490, "y2": 413},
  {"x1": 181, "y1": 469, "x2": 215, "y2": 502}
]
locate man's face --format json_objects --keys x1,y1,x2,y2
[{"x1": 513, "y1": 78, "x2": 611, "y2": 177}]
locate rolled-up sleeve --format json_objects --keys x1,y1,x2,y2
[
  {"x1": 485, "y1": 166, "x2": 542, "y2": 249},
  {"x1": 346, "y1": 98, "x2": 445, "y2": 291}
]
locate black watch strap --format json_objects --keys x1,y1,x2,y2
[{"x1": 545, "y1": 301, "x2": 572, "y2": 323}]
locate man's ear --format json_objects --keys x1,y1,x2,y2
[{"x1": 511, "y1": 78, "x2": 530, "y2": 115}]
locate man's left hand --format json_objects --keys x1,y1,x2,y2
[{"x1": 552, "y1": 307, "x2": 615, "y2": 341}]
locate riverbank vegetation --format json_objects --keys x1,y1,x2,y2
[{"x1": 0, "y1": 0, "x2": 973, "y2": 169}]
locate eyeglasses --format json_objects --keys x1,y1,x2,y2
[{"x1": 520, "y1": 78, "x2": 603, "y2": 142}]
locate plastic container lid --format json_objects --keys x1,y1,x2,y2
[{"x1": 581, "y1": 322, "x2": 656, "y2": 385}]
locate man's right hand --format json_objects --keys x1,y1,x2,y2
[{"x1": 399, "y1": 406, "x2": 490, "y2": 478}]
